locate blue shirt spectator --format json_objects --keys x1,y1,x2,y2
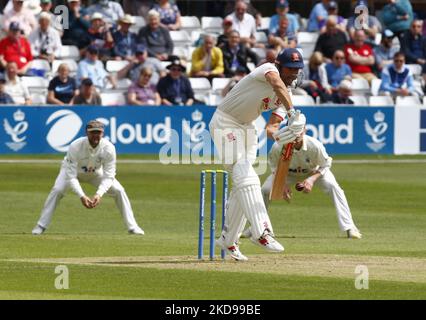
[
  {"x1": 379, "y1": 53, "x2": 416, "y2": 96},
  {"x1": 374, "y1": 29, "x2": 399, "y2": 72},
  {"x1": 381, "y1": 0, "x2": 413, "y2": 36},
  {"x1": 307, "y1": 0, "x2": 329, "y2": 32},
  {"x1": 400, "y1": 20, "x2": 426, "y2": 73},
  {"x1": 86, "y1": 0, "x2": 124, "y2": 25},
  {"x1": 325, "y1": 50, "x2": 352, "y2": 89},
  {"x1": 269, "y1": 0, "x2": 300, "y2": 35},
  {"x1": 112, "y1": 15, "x2": 138, "y2": 59}
]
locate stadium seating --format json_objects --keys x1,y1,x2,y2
[
  {"x1": 297, "y1": 32, "x2": 319, "y2": 44},
  {"x1": 21, "y1": 76, "x2": 49, "y2": 93},
  {"x1": 31, "y1": 59, "x2": 51, "y2": 74},
  {"x1": 52, "y1": 59, "x2": 79, "y2": 75},
  {"x1": 369, "y1": 96, "x2": 394, "y2": 106},
  {"x1": 106, "y1": 60, "x2": 130, "y2": 73},
  {"x1": 254, "y1": 31, "x2": 268, "y2": 46},
  {"x1": 292, "y1": 95, "x2": 315, "y2": 106},
  {"x1": 371, "y1": 78, "x2": 382, "y2": 96},
  {"x1": 258, "y1": 17, "x2": 271, "y2": 31},
  {"x1": 251, "y1": 47, "x2": 266, "y2": 60},
  {"x1": 201, "y1": 17, "x2": 223, "y2": 34},
  {"x1": 189, "y1": 77, "x2": 211, "y2": 95},
  {"x1": 212, "y1": 78, "x2": 232, "y2": 93},
  {"x1": 31, "y1": 93, "x2": 47, "y2": 105},
  {"x1": 395, "y1": 96, "x2": 422, "y2": 106},
  {"x1": 173, "y1": 46, "x2": 190, "y2": 60},
  {"x1": 407, "y1": 64, "x2": 423, "y2": 79},
  {"x1": 57, "y1": 45, "x2": 80, "y2": 60},
  {"x1": 180, "y1": 16, "x2": 201, "y2": 32},
  {"x1": 170, "y1": 30, "x2": 192, "y2": 47},
  {"x1": 100, "y1": 92, "x2": 127, "y2": 106},
  {"x1": 351, "y1": 78, "x2": 370, "y2": 96},
  {"x1": 349, "y1": 95, "x2": 368, "y2": 105}
]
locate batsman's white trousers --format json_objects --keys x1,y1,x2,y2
[
  {"x1": 36, "y1": 166, "x2": 140, "y2": 231},
  {"x1": 209, "y1": 110, "x2": 273, "y2": 245},
  {"x1": 261, "y1": 169, "x2": 357, "y2": 232}
]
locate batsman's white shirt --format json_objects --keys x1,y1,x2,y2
[{"x1": 65, "y1": 137, "x2": 116, "y2": 198}]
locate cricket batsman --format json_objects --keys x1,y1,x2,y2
[
  {"x1": 32, "y1": 120, "x2": 145, "y2": 235},
  {"x1": 210, "y1": 48, "x2": 306, "y2": 261}
]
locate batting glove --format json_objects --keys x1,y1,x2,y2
[
  {"x1": 287, "y1": 110, "x2": 306, "y2": 136},
  {"x1": 272, "y1": 126, "x2": 297, "y2": 148}
]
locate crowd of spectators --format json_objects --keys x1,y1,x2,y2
[{"x1": 0, "y1": 0, "x2": 425, "y2": 107}]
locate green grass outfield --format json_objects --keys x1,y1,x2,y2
[{"x1": 0, "y1": 155, "x2": 425, "y2": 300}]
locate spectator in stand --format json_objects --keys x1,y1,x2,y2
[
  {"x1": 4, "y1": 62, "x2": 31, "y2": 105},
  {"x1": 152, "y1": 0, "x2": 181, "y2": 31},
  {"x1": 123, "y1": 0, "x2": 153, "y2": 20},
  {"x1": 347, "y1": 2, "x2": 382, "y2": 44},
  {"x1": 3, "y1": 0, "x2": 37, "y2": 37},
  {"x1": 128, "y1": 66, "x2": 161, "y2": 106},
  {"x1": 117, "y1": 44, "x2": 166, "y2": 85},
  {"x1": 314, "y1": 16, "x2": 348, "y2": 61},
  {"x1": 269, "y1": 0, "x2": 300, "y2": 35},
  {"x1": 226, "y1": 0, "x2": 257, "y2": 48},
  {"x1": 38, "y1": 0, "x2": 64, "y2": 36},
  {"x1": 221, "y1": 30, "x2": 259, "y2": 78},
  {"x1": 344, "y1": 29, "x2": 377, "y2": 84},
  {"x1": 29, "y1": 12, "x2": 62, "y2": 64},
  {"x1": 331, "y1": 79, "x2": 354, "y2": 104},
  {"x1": 47, "y1": 64, "x2": 78, "y2": 105},
  {"x1": 73, "y1": 78, "x2": 102, "y2": 105},
  {"x1": 190, "y1": 34, "x2": 224, "y2": 80},
  {"x1": 257, "y1": 48, "x2": 277, "y2": 66},
  {"x1": 379, "y1": 52, "x2": 418, "y2": 97},
  {"x1": 157, "y1": 58, "x2": 194, "y2": 106},
  {"x1": 268, "y1": 15, "x2": 297, "y2": 52},
  {"x1": 381, "y1": 0, "x2": 413, "y2": 40},
  {"x1": 217, "y1": 18, "x2": 234, "y2": 49},
  {"x1": 86, "y1": 0, "x2": 124, "y2": 26},
  {"x1": 112, "y1": 14, "x2": 138, "y2": 61},
  {"x1": 325, "y1": 50, "x2": 352, "y2": 90},
  {"x1": 0, "y1": 74, "x2": 14, "y2": 104},
  {"x1": 300, "y1": 51, "x2": 332, "y2": 103},
  {"x1": 87, "y1": 12, "x2": 114, "y2": 60},
  {"x1": 137, "y1": 9, "x2": 173, "y2": 61},
  {"x1": 307, "y1": 0, "x2": 329, "y2": 32},
  {"x1": 319, "y1": 1, "x2": 346, "y2": 34},
  {"x1": 374, "y1": 29, "x2": 399, "y2": 73},
  {"x1": 77, "y1": 45, "x2": 117, "y2": 89},
  {"x1": 0, "y1": 22, "x2": 33, "y2": 76},
  {"x1": 62, "y1": 0, "x2": 91, "y2": 50},
  {"x1": 401, "y1": 20, "x2": 426, "y2": 87}
]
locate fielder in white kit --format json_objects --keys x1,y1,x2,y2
[
  {"x1": 32, "y1": 120, "x2": 144, "y2": 235},
  {"x1": 255, "y1": 131, "x2": 362, "y2": 239},
  {"x1": 210, "y1": 48, "x2": 307, "y2": 261}
]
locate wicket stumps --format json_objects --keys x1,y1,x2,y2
[{"x1": 198, "y1": 170, "x2": 228, "y2": 260}]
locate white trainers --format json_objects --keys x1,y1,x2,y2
[
  {"x1": 250, "y1": 232, "x2": 284, "y2": 252},
  {"x1": 216, "y1": 237, "x2": 248, "y2": 261},
  {"x1": 347, "y1": 228, "x2": 362, "y2": 239},
  {"x1": 32, "y1": 225, "x2": 45, "y2": 235},
  {"x1": 129, "y1": 226, "x2": 145, "y2": 235}
]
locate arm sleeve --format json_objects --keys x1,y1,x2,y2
[
  {"x1": 190, "y1": 48, "x2": 203, "y2": 73},
  {"x1": 314, "y1": 142, "x2": 332, "y2": 175},
  {"x1": 406, "y1": 72, "x2": 415, "y2": 92},
  {"x1": 164, "y1": 29, "x2": 174, "y2": 56},
  {"x1": 96, "y1": 145, "x2": 116, "y2": 197},
  {"x1": 65, "y1": 145, "x2": 85, "y2": 198},
  {"x1": 380, "y1": 69, "x2": 396, "y2": 93},
  {"x1": 211, "y1": 48, "x2": 224, "y2": 75}
]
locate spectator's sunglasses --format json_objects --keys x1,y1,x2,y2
[{"x1": 334, "y1": 55, "x2": 345, "y2": 60}]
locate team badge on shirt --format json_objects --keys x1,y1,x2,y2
[
  {"x1": 262, "y1": 97, "x2": 271, "y2": 110},
  {"x1": 226, "y1": 132, "x2": 236, "y2": 142}
]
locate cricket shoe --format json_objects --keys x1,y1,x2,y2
[
  {"x1": 347, "y1": 228, "x2": 362, "y2": 239},
  {"x1": 128, "y1": 226, "x2": 145, "y2": 235},
  {"x1": 216, "y1": 237, "x2": 248, "y2": 261},
  {"x1": 250, "y1": 232, "x2": 284, "y2": 252},
  {"x1": 32, "y1": 225, "x2": 46, "y2": 235}
]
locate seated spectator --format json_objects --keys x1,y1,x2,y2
[
  {"x1": 152, "y1": 0, "x2": 181, "y2": 31},
  {"x1": 217, "y1": 18, "x2": 234, "y2": 49},
  {"x1": 331, "y1": 79, "x2": 354, "y2": 104},
  {"x1": 137, "y1": 9, "x2": 174, "y2": 61},
  {"x1": 347, "y1": 3, "x2": 382, "y2": 44},
  {"x1": 77, "y1": 45, "x2": 116, "y2": 89},
  {"x1": 157, "y1": 59, "x2": 194, "y2": 106},
  {"x1": 325, "y1": 50, "x2": 352, "y2": 90},
  {"x1": 3, "y1": 0, "x2": 37, "y2": 37},
  {"x1": 222, "y1": 30, "x2": 259, "y2": 78},
  {"x1": 319, "y1": 1, "x2": 346, "y2": 34},
  {"x1": 4, "y1": 62, "x2": 31, "y2": 105},
  {"x1": 190, "y1": 34, "x2": 224, "y2": 79},
  {"x1": 344, "y1": 29, "x2": 377, "y2": 84},
  {"x1": 226, "y1": 0, "x2": 257, "y2": 48},
  {"x1": 73, "y1": 78, "x2": 102, "y2": 105},
  {"x1": 117, "y1": 44, "x2": 166, "y2": 85},
  {"x1": 123, "y1": 0, "x2": 154, "y2": 20},
  {"x1": 0, "y1": 74, "x2": 14, "y2": 105},
  {"x1": 128, "y1": 67, "x2": 161, "y2": 106},
  {"x1": 47, "y1": 64, "x2": 78, "y2": 105},
  {"x1": 62, "y1": 0, "x2": 91, "y2": 49},
  {"x1": 29, "y1": 12, "x2": 62, "y2": 64},
  {"x1": 374, "y1": 29, "x2": 399, "y2": 73},
  {"x1": 87, "y1": 12, "x2": 114, "y2": 60},
  {"x1": 86, "y1": 0, "x2": 124, "y2": 25},
  {"x1": 0, "y1": 22, "x2": 33, "y2": 76},
  {"x1": 112, "y1": 14, "x2": 138, "y2": 61},
  {"x1": 381, "y1": 0, "x2": 413, "y2": 40},
  {"x1": 269, "y1": 0, "x2": 300, "y2": 35},
  {"x1": 314, "y1": 16, "x2": 348, "y2": 61},
  {"x1": 300, "y1": 51, "x2": 331, "y2": 103},
  {"x1": 401, "y1": 20, "x2": 426, "y2": 87},
  {"x1": 307, "y1": 0, "x2": 329, "y2": 32},
  {"x1": 268, "y1": 16, "x2": 297, "y2": 52},
  {"x1": 38, "y1": 0, "x2": 64, "y2": 36},
  {"x1": 379, "y1": 52, "x2": 418, "y2": 97}
]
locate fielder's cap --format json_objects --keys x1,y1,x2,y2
[
  {"x1": 119, "y1": 14, "x2": 135, "y2": 24},
  {"x1": 383, "y1": 29, "x2": 394, "y2": 38},
  {"x1": 135, "y1": 44, "x2": 146, "y2": 53},
  {"x1": 276, "y1": 0, "x2": 289, "y2": 8},
  {"x1": 81, "y1": 78, "x2": 94, "y2": 86},
  {"x1": 276, "y1": 48, "x2": 304, "y2": 69},
  {"x1": 91, "y1": 12, "x2": 104, "y2": 21},
  {"x1": 166, "y1": 58, "x2": 186, "y2": 72},
  {"x1": 86, "y1": 120, "x2": 104, "y2": 132},
  {"x1": 87, "y1": 45, "x2": 99, "y2": 54},
  {"x1": 327, "y1": 1, "x2": 338, "y2": 9},
  {"x1": 9, "y1": 21, "x2": 21, "y2": 31}
]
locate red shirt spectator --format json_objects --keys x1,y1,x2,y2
[
  {"x1": 344, "y1": 43, "x2": 373, "y2": 73},
  {"x1": 0, "y1": 22, "x2": 33, "y2": 74}
]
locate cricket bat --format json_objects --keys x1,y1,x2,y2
[{"x1": 269, "y1": 142, "x2": 294, "y2": 201}]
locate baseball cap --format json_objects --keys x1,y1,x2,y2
[
  {"x1": 276, "y1": 0, "x2": 288, "y2": 8},
  {"x1": 276, "y1": 48, "x2": 304, "y2": 69},
  {"x1": 81, "y1": 78, "x2": 94, "y2": 86},
  {"x1": 328, "y1": 1, "x2": 338, "y2": 10},
  {"x1": 9, "y1": 21, "x2": 21, "y2": 31},
  {"x1": 383, "y1": 29, "x2": 394, "y2": 38},
  {"x1": 135, "y1": 44, "x2": 146, "y2": 54},
  {"x1": 86, "y1": 120, "x2": 105, "y2": 132}
]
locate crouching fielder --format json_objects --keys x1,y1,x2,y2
[
  {"x1": 209, "y1": 48, "x2": 306, "y2": 261},
  {"x1": 32, "y1": 120, "x2": 144, "y2": 235},
  {"x1": 261, "y1": 133, "x2": 362, "y2": 239}
]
